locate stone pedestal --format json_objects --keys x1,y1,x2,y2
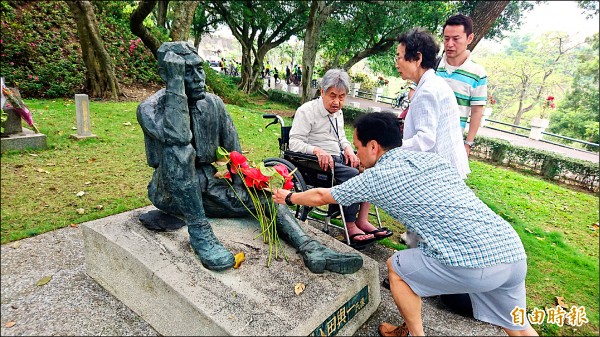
[
  {"x1": 480, "y1": 107, "x2": 493, "y2": 127},
  {"x1": 351, "y1": 83, "x2": 360, "y2": 98},
  {"x1": 290, "y1": 86, "x2": 300, "y2": 95},
  {"x1": 368, "y1": 107, "x2": 381, "y2": 113},
  {"x1": 373, "y1": 87, "x2": 383, "y2": 102},
  {"x1": 2, "y1": 107, "x2": 23, "y2": 134},
  {"x1": 279, "y1": 83, "x2": 288, "y2": 92},
  {"x1": 81, "y1": 206, "x2": 381, "y2": 336},
  {"x1": 350, "y1": 102, "x2": 360, "y2": 108},
  {"x1": 1, "y1": 108, "x2": 47, "y2": 153},
  {"x1": 529, "y1": 117, "x2": 549, "y2": 140}
]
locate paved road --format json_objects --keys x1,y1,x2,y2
[
  {"x1": 290, "y1": 85, "x2": 600, "y2": 163},
  {"x1": 0, "y1": 224, "x2": 505, "y2": 336},
  {"x1": 344, "y1": 94, "x2": 598, "y2": 163},
  {"x1": 285, "y1": 84, "x2": 596, "y2": 163}
]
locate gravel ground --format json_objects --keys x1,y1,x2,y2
[{"x1": 1, "y1": 223, "x2": 506, "y2": 336}]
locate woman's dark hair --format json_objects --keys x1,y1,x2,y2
[
  {"x1": 443, "y1": 14, "x2": 473, "y2": 36},
  {"x1": 396, "y1": 28, "x2": 440, "y2": 69},
  {"x1": 353, "y1": 112, "x2": 402, "y2": 150}
]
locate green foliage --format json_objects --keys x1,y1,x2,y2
[
  {"x1": 349, "y1": 72, "x2": 379, "y2": 93},
  {"x1": 203, "y1": 63, "x2": 249, "y2": 106},
  {"x1": 320, "y1": 1, "x2": 456, "y2": 75},
  {"x1": 549, "y1": 33, "x2": 599, "y2": 148},
  {"x1": 0, "y1": 1, "x2": 160, "y2": 98},
  {"x1": 266, "y1": 89, "x2": 302, "y2": 108},
  {"x1": 472, "y1": 135, "x2": 599, "y2": 192},
  {"x1": 457, "y1": 1, "x2": 535, "y2": 41},
  {"x1": 0, "y1": 108, "x2": 7, "y2": 133},
  {"x1": 477, "y1": 32, "x2": 579, "y2": 125},
  {"x1": 0, "y1": 1, "x2": 86, "y2": 97}
]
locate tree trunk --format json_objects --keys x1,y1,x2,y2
[
  {"x1": 342, "y1": 39, "x2": 395, "y2": 71},
  {"x1": 169, "y1": 1, "x2": 201, "y2": 42},
  {"x1": 65, "y1": 0, "x2": 120, "y2": 100},
  {"x1": 157, "y1": 0, "x2": 169, "y2": 29},
  {"x1": 130, "y1": 0, "x2": 162, "y2": 59},
  {"x1": 512, "y1": 76, "x2": 529, "y2": 129},
  {"x1": 468, "y1": 1, "x2": 510, "y2": 50},
  {"x1": 300, "y1": 1, "x2": 338, "y2": 103}
]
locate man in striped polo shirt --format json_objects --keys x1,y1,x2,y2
[{"x1": 436, "y1": 14, "x2": 487, "y2": 156}]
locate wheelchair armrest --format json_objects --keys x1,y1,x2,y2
[
  {"x1": 283, "y1": 150, "x2": 334, "y2": 188},
  {"x1": 283, "y1": 150, "x2": 319, "y2": 162}
]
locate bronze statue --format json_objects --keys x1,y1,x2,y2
[{"x1": 136, "y1": 41, "x2": 363, "y2": 274}]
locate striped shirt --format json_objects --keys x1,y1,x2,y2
[
  {"x1": 436, "y1": 52, "x2": 487, "y2": 129},
  {"x1": 330, "y1": 148, "x2": 527, "y2": 268}
]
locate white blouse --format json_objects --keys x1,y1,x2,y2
[{"x1": 401, "y1": 69, "x2": 470, "y2": 179}]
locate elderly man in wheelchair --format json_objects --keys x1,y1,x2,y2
[{"x1": 285, "y1": 69, "x2": 393, "y2": 247}]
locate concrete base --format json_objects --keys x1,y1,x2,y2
[
  {"x1": 1, "y1": 127, "x2": 47, "y2": 153},
  {"x1": 69, "y1": 133, "x2": 97, "y2": 141},
  {"x1": 81, "y1": 206, "x2": 381, "y2": 336}
]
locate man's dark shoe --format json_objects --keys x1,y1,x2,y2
[
  {"x1": 378, "y1": 322, "x2": 410, "y2": 337},
  {"x1": 298, "y1": 240, "x2": 363, "y2": 274},
  {"x1": 382, "y1": 277, "x2": 390, "y2": 290},
  {"x1": 188, "y1": 222, "x2": 235, "y2": 271}
]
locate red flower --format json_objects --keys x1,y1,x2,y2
[
  {"x1": 273, "y1": 164, "x2": 289, "y2": 177},
  {"x1": 550, "y1": 103, "x2": 555, "y2": 109},
  {"x1": 229, "y1": 151, "x2": 249, "y2": 173},
  {"x1": 283, "y1": 179, "x2": 294, "y2": 190},
  {"x1": 241, "y1": 167, "x2": 270, "y2": 189},
  {"x1": 546, "y1": 96, "x2": 554, "y2": 101}
]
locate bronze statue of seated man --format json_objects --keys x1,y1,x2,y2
[{"x1": 136, "y1": 41, "x2": 363, "y2": 274}]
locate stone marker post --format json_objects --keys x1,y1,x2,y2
[{"x1": 70, "y1": 94, "x2": 97, "y2": 140}]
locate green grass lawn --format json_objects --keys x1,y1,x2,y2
[{"x1": 1, "y1": 97, "x2": 598, "y2": 336}]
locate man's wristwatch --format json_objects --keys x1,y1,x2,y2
[
  {"x1": 285, "y1": 192, "x2": 294, "y2": 206},
  {"x1": 464, "y1": 140, "x2": 475, "y2": 147}
]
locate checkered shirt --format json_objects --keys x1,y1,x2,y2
[{"x1": 330, "y1": 148, "x2": 527, "y2": 268}]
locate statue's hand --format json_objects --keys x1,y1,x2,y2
[{"x1": 162, "y1": 51, "x2": 185, "y2": 95}]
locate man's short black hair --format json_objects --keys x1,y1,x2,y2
[
  {"x1": 353, "y1": 112, "x2": 402, "y2": 150},
  {"x1": 443, "y1": 14, "x2": 473, "y2": 36},
  {"x1": 396, "y1": 28, "x2": 440, "y2": 69}
]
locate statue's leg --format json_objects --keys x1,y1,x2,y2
[
  {"x1": 201, "y1": 173, "x2": 363, "y2": 274},
  {"x1": 154, "y1": 146, "x2": 234, "y2": 271},
  {"x1": 275, "y1": 204, "x2": 363, "y2": 274}
]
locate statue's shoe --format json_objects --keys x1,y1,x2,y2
[
  {"x1": 139, "y1": 210, "x2": 186, "y2": 231},
  {"x1": 298, "y1": 240, "x2": 363, "y2": 274},
  {"x1": 188, "y1": 223, "x2": 235, "y2": 271}
]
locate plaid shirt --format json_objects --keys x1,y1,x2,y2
[{"x1": 331, "y1": 148, "x2": 527, "y2": 268}]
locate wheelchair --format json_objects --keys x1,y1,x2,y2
[{"x1": 262, "y1": 114, "x2": 384, "y2": 250}]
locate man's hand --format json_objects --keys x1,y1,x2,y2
[
  {"x1": 313, "y1": 148, "x2": 334, "y2": 171},
  {"x1": 343, "y1": 146, "x2": 360, "y2": 168},
  {"x1": 161, "y1": 51, "x2": 186, "y2": 95},
  {"x1": 464, "y1": 143, "x2": 471, "y2": 156}
]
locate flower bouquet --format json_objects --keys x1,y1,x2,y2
[
  {"x1": 1, "y1": 85, "x2": 39, "y2": 133},
  {"x1": 213, "y1": 147, "x2": 295, "y2": 266}
]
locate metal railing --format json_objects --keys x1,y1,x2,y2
[
  {"x1": 355, "y1": 91, "x2": 397, "y2": 105},
  {"x1": 484, "y1": 118, "x2": 599, "y2": 154}
]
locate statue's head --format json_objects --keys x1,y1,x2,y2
[{"x1": 157, "y1": 42, "x2": 206, "y2": 101}]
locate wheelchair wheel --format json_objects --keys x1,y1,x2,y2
[{"x1": 263, "y1": 157, "x2": 310, "y2": 221}]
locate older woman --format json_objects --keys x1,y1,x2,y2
[{"x1": 395, "y1": 28, "x2": 470, "y2": 179}]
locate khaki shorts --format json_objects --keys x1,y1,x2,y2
[{"x1": 390, "y1": 248, "x2": 530, "y2": 330}]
